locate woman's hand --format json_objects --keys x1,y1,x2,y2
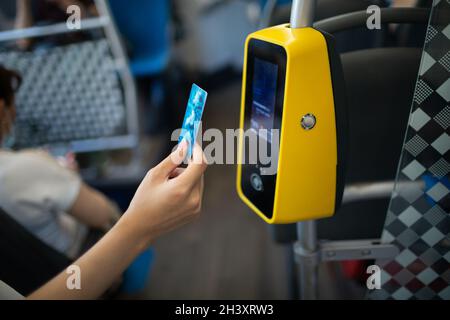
[
  {"x1": 118, "y1": 141, "x2": 207, "y2": 250},
  {"x1": 28, "y1": 142, "x2": 206, "y2": 300}
]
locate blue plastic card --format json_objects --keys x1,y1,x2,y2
[{"x1": 178, "y1": 84, "x2": 208, "y2": 159}]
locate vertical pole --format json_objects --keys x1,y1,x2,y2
[
  {"x1": 296, "y1": 220, "x2": 319, "y2": 300},
  {"x1": 290, "y1": 0, "x2": 316, "y2": 28},
  {"x1": 290, "y1": 0, "x2": 319, "y2": 300}
]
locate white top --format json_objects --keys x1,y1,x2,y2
[
  {"x1": 0, "y1": 281, "x2": 24, "y2": 300},
  {"x1": 0, "y1": 150, "x2": 86, "y2": 258}
]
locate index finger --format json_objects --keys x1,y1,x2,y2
[{"x1": 176, "y1": 143, "x2": 207, "y2": 188}]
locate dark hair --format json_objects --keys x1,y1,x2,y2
[{"x1": 0, "y1": 65, "x2": 22, "y2": 106}]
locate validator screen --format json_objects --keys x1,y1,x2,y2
[{"x1": 250, "y1": 58, "x2": 278, "y2": 143}]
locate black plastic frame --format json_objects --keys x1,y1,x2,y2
[{"x1": 241, "y1": 38, "x2": 287, "y2": 219}]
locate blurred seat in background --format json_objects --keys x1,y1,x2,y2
[
  {"x1": 393, "y1": 0, "x2": 431, "y2": 47},
  {"x1": 108, "y1": 0, "x2": 173, "y2": 135},
  {"x1": 108, "y1": 0, "x2": 171, "y2": 77}
]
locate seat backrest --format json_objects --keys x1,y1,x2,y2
[
  {"x1": 317, "y1": 47, "x2": 422, "y2": 240},
  {"x1": 108, "y1": 0, "x2": 170, "y2": 60},
  {"x1": 0, "y1": 208, "x2": 71, "y2": 296},
  {"x1": 0, "y1": 0, "x2": 139, "y2": 153}
]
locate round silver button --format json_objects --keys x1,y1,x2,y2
[
  {"x1": 301, "y1": 114, "x2": 317, "y2": 130},
  {"x1": 250, "y1": 173, "x2": 264, "y2": 192}
]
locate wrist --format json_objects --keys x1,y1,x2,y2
[{"x1": 114, "y1": 211, "x2": 155, "y2": 253}]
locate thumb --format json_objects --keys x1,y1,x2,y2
[
  {"x1": 176, "y1": 143, "x2": 207, "y2": 188},
  {"x1": 154, "y1": 140, "x2": 188, "y2": 178}
]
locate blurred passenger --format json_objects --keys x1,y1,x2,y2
[
  {"x1": 1, "y1": 131, "x2": 206, "y2": 300},
  {"x1": 15, "y1": 0, "x2": 98, "y2": 49},
  {"x1": 0, "y1": 64, "x2": 207, "y2": 299},
  {"x1": 0, "y1": 65, "x2": 121, "y2": 259}
]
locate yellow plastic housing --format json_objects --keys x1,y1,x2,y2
[{"x1": 236, "y1": 25, "x2": 338, "y2": 224}]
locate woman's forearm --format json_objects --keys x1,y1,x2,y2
[
  {"x1": 27, "y1": 143, "x2": 206, "y2": 300},
  {"x1": 69, "y1": 184, "x2": 122, "y2": 231},
  {"x1": 28, "y1": 219, "x2": 149, "y2": 300}
]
